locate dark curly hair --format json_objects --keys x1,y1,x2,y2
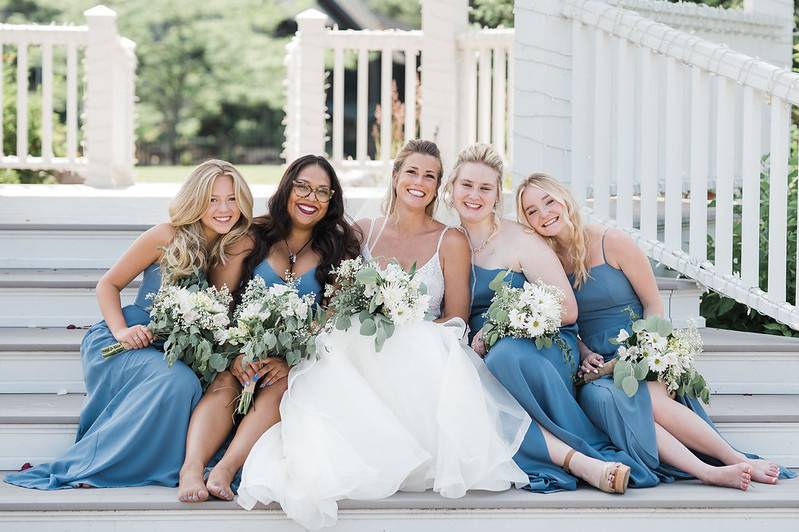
[{"x1": 236, "y1": 155, "x2": 362, "y2": 302}]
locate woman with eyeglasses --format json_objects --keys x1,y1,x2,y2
[
  {"x1": 178, "y1": 155, "x2": 361, "y2": 503},
  {"x1": 236, "y1": 140, "x2": 530, "y2": 530}
]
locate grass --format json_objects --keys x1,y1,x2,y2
[{"x1": 134, "y1": 164, "x2": 284, "y2": 184}]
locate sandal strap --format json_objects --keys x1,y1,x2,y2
[{"x1": 562, "y1": 448, "x2": 577, "y2": 474}]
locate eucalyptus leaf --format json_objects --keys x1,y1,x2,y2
[
  {"x1": 360, "y1": 318, "x2": 377, "y2": 336},
  {"x1": 633, "y1": 360, "x2": 649, "y2": 380},
  {"x1": 621, "y1": 375, "x2": 639, "y2": 397}
]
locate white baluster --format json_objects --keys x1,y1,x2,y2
[
  {"x1": 740, "y1": 86, "x2": 762, "y2": 288},
  {"x1": 356, "y1": 47, "x2": 369, "y2": 162},
  {"x1": 614, "y1": 37, "x2": 635, "y2": 229},
  {"x1": 479, "y1": 47, "x2": 492, "y2": 144},
  {"x1": 464, "y1": 48, "x2": 477, "y2": 146},
  {"x1": 638, "y1": 47, "x2": 658, "y2": 240},
  {"x1": 404, "y1": 49, "x2": 417, "y2": 142},
  {"x1": 507, "y1": 46, "x2": 514, "y2": 170},
  {"x1": 492, "y1": 46, "x2": 506, "y2": 160},
  {"x1": 0, "y1": 43, "x2": 4, "y2": 157},
  {"x1": 767, "y1": 96, "x2": 790, "y2": 301},
  {"x1": 689, "y1": 66, "x2": 709, "y2": 262},
  {"x1": 714, "y1": 76, "x2": 734, "y2": 276},
  {"x1": 570, "y1": 19, "x2": 591, "y2": 205},
  {"x1": 41, "y1": 42, "x2": 54, "y2": 162},
  {"x1": 592, "y1": 28, "x2": 611, "y2": 219},
  {"x1": 664, "y1": 57, "x2": 684, "y2": 251},
  {"x1": 332, "y1": 46, "x2": 344, "y2": 162},
  {"x1": 16, "y1": 42, "x2": 28, "y2": 161},
  {"x1": 380, "y1": 48, "x2": 392, "y2": 162},
  {"x1": 66, "y1": 42, "x2": 78, "y2": 163}
]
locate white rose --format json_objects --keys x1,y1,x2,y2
[{"x1": 616, "y1": 329, "x2": 630, "y2": 342}]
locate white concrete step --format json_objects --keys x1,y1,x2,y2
[
  {"x1": 3, "y1": 326, "x2": 796, "y2": 395},
  {"x1": 0, "y1": 267, "x2": 704, "y2": 328},
  {"x1": 1, "y1": 393, "x2": 796, "y2": 471},
  {"x1": 0, "y1": 224, "x2": 148, "y2": 269},
  {"x1": 0, "y1": 470, "x2": 797, "y2": 532},
  {"x1": 0, "y1": 269, "x2": 137, "y2": 327}
]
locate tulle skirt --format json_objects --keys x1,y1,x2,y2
[{"x1": 236, "y1": 318, "x2": 531, "y2": 529}]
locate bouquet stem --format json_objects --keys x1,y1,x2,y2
[
  {"x1": 101, "y1": 342, "x2": 126, "y2": 359},
  {"x1": 236, "y1": 380, "x2": 257, "y2": 415}
]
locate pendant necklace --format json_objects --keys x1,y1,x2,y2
[{"x1": 284, "y1": 238, "x2": 312, "y2": 273}]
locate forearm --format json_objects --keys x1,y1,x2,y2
[
  {"x1": 96, "y1": 281, "x2": 128, "y2": 335},
  {"x1": 577, "y1": 338, "x2": 593, "y2": 361}
]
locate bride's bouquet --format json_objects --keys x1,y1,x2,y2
[
  {"x1": 480, "y1": 270, "x2": 572, "y2": 363},
  {"x1": 102, "y1": 276, "x2": 233, "y2": 386},
  {"x1": 325, "y1": 256, "x2": 431, "y2": 350},
  {"x1": 226, "y1": 276, "x2": 322, "y2": 414},
  {"x1": 611, "y1": 313, "x2": 710, "y2": 403}
]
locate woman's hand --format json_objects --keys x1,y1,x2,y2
[
  {"x1": 579, "y1": 350, "x2": 604, "y2": 378},
  {"x1": 229, "y1": 354, "x2": 261, "y2": 386},
  {"x1": 113, "y1": 325, "x2": 154, "y2": 350},
  {"x1": 257, "y1": 358, "x2": 290, "y2": 388},
  {"x1": 471, "y1": 330, "x2": 487, "y2": 358}
]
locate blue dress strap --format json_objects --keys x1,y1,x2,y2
[{"x1": 600, "y1": 227, "x2": 610, "y2": 265}]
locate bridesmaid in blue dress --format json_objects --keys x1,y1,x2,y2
[
  {"x1": 178, "y1": 155, "x2": 362, "y2": 502},
  {"x1": 445, "y1": 144, "x2": 650, "y2": 494},
  {"x1": 4, "y1": 160, "x2": 254, "y2": 490},
  {"x1": 520, "y1": 172, "x2": 795, "y2": 490}
]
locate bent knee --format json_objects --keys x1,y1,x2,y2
[{"x1": 208, "y1": 370, "x2": 241, "y2": 394}]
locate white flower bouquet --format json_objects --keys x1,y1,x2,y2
[
  {"x1": 102, "y1": 278, "x2": 233, "y2": 386},
  {"x1": 611, "y1": 314, "x2": 710, "y2": 403},
  {"x1": 324, "y1": 256, "x2": 431, "y2": 351},
  {"x1": 480, "y1": 270, "x2": 572, "y2": 363},
  {"x1": 226, "y1": 276, "x2": 323, "y2": 414}
]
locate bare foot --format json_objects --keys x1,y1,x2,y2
[
  {"x1": 702, "y1": 463, "x2": 752, "y2": 491},
  {"x1": 206, "y1": 464, "x2": 236, "y2": 501},
  {"x1": 178, "y1": 464, "x2": 209, "y2": 503},
  {"x1": 743, "y1": 458, "x2": 780, "y2": 484}
]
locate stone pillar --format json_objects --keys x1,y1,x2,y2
[
  {"x1": 292, "y1": 9, "x2": 328, "y2": 161},
  {"x1": 84, "y1": 5, "x2": 133, "y2": 187},
  {"x1": 420, "y1": 0, "x2": 468, "y2": 169},
  {"x1": 511, "y1": 0, "x2": 573, "y2": 190}
]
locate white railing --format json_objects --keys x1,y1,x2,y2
[
  {"x1": 283, "y1": 3, "x2": 513, "y2": 176},
  {"x1": 560, "y1": 0, "x2": 799, "y2": 329},
  {"x1": 0, "y1": 5, "x2": 135, "y2": 187},
  {"x1": 457, "y1": 28, "x2": 514, "y2": 168}
]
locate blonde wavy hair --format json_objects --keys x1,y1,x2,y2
[
  {"x1": 443, "y1": 143, "x2": 504, "y2": 229},
  {"x1": 515, "y1": 173, "x2": 590, "y2": 288},
  {"x1": 382, "y1": 139, "x2": 443, "y2": 217},
  {"x1": 161, "y1": 159, "x2": 254, "y2": 283}
]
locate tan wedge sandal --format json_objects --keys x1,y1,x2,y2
[{"x1": 562, "y1": 448, "x2": 630, "y2": 494}]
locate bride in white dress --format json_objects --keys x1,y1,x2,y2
[{"x1": 237, "y1": 140, "x2": 531, "y2": 529}]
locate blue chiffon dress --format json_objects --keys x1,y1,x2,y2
[
  {"x1": 5, "y1": 264, "x2": 203, "y2": 490},
  {"x1": 470, "y1": 266, "x2": 657, "y2": 491},
  {"x1": 573, "y1": 234, "x2": 796, "y2": 482},
  {"x1": 205, "y1": 260, "x2": 324, "y2": 490}
]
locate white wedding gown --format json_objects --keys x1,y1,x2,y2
[{"x1": 237, "y1": 226, "x2": 531, "y2": 529}]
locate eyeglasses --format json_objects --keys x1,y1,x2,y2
[{"x1": 292, "y1": 180, "x2": 334, "y2": 203}]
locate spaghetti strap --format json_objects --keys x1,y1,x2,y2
[
  {"x1": 435, "y1": 227, "x2": 450, "y2": 254},
  {"x1": 600, "y1": 228, "x2": 610, "y2": 264}
]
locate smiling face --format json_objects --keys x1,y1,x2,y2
[
  {"x1": 520, "y1": 185, "x2": 567, "y2": 238},
  {"x1": 287, "y1": 164, "x2": 331, "y2": 230},
  {"x1": 200, "y1": 174, "x2": 242, "y2": 236},
  {"x1": 452, "y1": 162, "x2": 500, "y2": 225},
  {"x1": 393, "y1": 152, "x2": 441, "y2": 213}
]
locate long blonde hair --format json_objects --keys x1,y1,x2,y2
[
  {"x1": 444, "y1": 142, "x2": 504, "y2": 228},
  {"x1": 382, "y1": 139, "x2": 443, "y2": 217},
  {"x1": 161, "y1": 159, "x2": 254, "y2": 283},
  {"x1": 515, "y1": 173, "x2": 590, "y2": 288}
]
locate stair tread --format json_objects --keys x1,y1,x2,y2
[
  {"x1": 0, "y1": 471, "x2": 797, "y2": 511},
  {"x1": 0, "y1": 393, "x2": 795, "y2": 425},
  {"x1": 0, "y1": 269, "x2": 142, "y2": 289},
  {"x1": 3, "y1": 326, "x2": 799, "y2": 353}
]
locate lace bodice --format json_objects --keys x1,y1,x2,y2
[{"x1": 362, "y1": 220, "x2": 449, "y2": 320}]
